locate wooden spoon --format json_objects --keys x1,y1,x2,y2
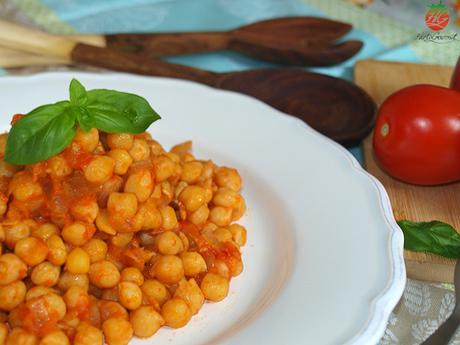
[
  {"x1": 0, "y1": 20, "x2": 375, "y2": 145},
  {"x1": 69, "y1": 17, "x2": 363, "y2": 66}
]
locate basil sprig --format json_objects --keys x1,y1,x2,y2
[
  {"x1": 398, "y1": 220, "x2": 460, "y2": 258},
  {"x1": 5, "y1": 79, "x2": 160, "y2": 165}
]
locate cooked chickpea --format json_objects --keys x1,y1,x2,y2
[
  {"x1": 0, "y1": 323, "x2": 7, "y2": 345},
  {"x1": 46, "y1": 235, "x2": 67, "y2": 266},
  {"x1": 232, "y1": 195, "x2": 246, "y2": 221},
  {"x1": 95, "y1": 209, "x2": 116, "y2": 235},
  {"x1": 102, "y1": 318, "x2": 133, "y2": 345},
  {"x1": 0, "y1": 281, "x2": 26, "y2": 311},
  {"x1": 209, "y1": 206, "x2": 232, "y2": 227},
  {"x1": 3, "y1": 222, "x2": 30, "y2": 249},
  {"x1": 83, "y1": 156, "x2": 115, "y2": 185},
  {"x1": 118, "y1": 282, "x2": 142, "y2": 310},
  {"x1": 153, "y1": 255, "x2": 184, "y2": 285},
  {"x1": 181, "y1": 252, "x2": 207, "y2": 277},
  {"x1": 153, "y1": 155, "x2": 175, "y2": 182},
  {"x1": 0, "y1": 161, "x2": 19, "y2": 178},
  {"x1": 74, "y1": 127, "x2": 99, "y2": 152},
  {"x1": 159, "y1": 206, "x2": 177, "y2": 231},
  {"x1": 25, "y1": 286, "x2": 55, "y2": 301},
  {"x1": 179, "y1": 186, "x2": 206, "y2": 212},
  {"x1": 124, "y1": 169, "x2": 153, "y2": 202},
  {"x1": 89, "y1": 261, "x2": 120, "y2": 288},
  {"x1": 214, "y1": 167, "x2": 241, "y2": 191},
  {"x1": 141, "y1": 279, "x2": 170, "y2": 307},
  {"x1": 42, "y1": 293, "x2": 66, "y2": 319},
  {"x1": 213, "y1": 227, "x2": 233, "y2": 243},
  {"x1": 63, "y1": 286, "x2": 89, "y2": 310},
  {"x1": 212, "y1": 188, "x2": 239, "y2": 208},
  {"x1": 31, "y1": 262, "x2": 60, "y2": 287},
  {"x1": 107, "y1": 133, "x2": 134, "y2": 150},
  {"x1": 129, "y1": 139, "x2": 150, "y2": 161},
  {"x1": 32, "y1": 223, "x2": 58, "y2": 241},
  {"x1": 120, "y1": 267, "x2": 144, "y2": 286},
  {"x1": 47, "y1": 155, "x2": 72, "y2": 178},
  {"x1": 161, "y1": 298, "x2": 191, "y2": 329},
  {"x1": 229, "y1": 224, "x2": 247, "y2": 246},
  {"x1": 9, "y1": 172, "x2": 43, "y2": 201},
  {"x1": 71, "y1": 198, "x2": 99, "y2": 223},
  {"x1": 156, "y1": 231, "x2": 183, "y2": 255},
  {"x1": 61, "y1": 222, "x2": 94, "y2": 246},
  {"x1": 108, "y1": 149, "x2": 132, "y2": 175},
  {"x1": 57, "y1": 272, "x2": 89, "y2": 292},
  {"x1": 73, "y1": 322, "x2": 103, "y2": 345},
  {"x1": 82, "y1": 239, "x2": 107, "y2": 263},
  {"x1": 174, "y1": 279, "x2": 204, "y2": 315},
  {"x1": 5, "y1": 328, "x2": 37, "y2": 345},
  {"x1": 0, "y1": 254, "x2": 27, "y2": 284},
  {"x1": 14, "y1": 237, "x2": 48, "y2": 266},
  {"x1": 66, "y1": 248, "x2": 90, "y2": 274},
  {"x1": 180, "y1": 161, "x2": 203, "y2": 184},
  {"x1": 38, "y1": 330, "x2": 69, "y2": 345},
  {"x1": 200, "y1": 273, "x2": 229, "y2": 302},
  {"x1": 107, "y1": 192, "x2": 138, "y2": 218},
  {"x1": 188, "y1": 204, "x2": 210, "y2": 225},
  {"x1": 99, "y1": 301, "x2": 128, "y2": 322},
  {"x1": 130, "y1": 306, "x2": 164, "y2": 337},
  {"x1": 139, "y1": 202, "x2": 162, "y2": 230},
  {"x1": 110, "y1": 233, "x2": 133, "y2": 247},
  {"x1": 0, "y1": 198, "x2": 6, "y2": 217}
]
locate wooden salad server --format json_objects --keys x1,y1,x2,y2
[{"x1": 0, "y1": 20, "x2": 375, "y2": 145}]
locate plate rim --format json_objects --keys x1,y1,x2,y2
[{"x1": 0, "y1": 71, "x2": 406, "y2": 345}]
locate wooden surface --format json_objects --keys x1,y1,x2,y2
[{"x1": 354, "y1": 59, "x2": 456, "y2": 283}]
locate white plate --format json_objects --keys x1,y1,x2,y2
[{"x1": 0, "y1": 72, "x2": 405, "y2": 345}]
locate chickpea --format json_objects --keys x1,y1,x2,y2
[
  {"x1": 0, "y1": 281, "x2": 26, "y2": 311},
  {"x1": 188, "y1": 204, "x2": 210, "y2": 225},
  {"x1": 108, "y1": 149, "x2": 133, "y2": 175},
  {"x1": 120, "y1": 267, "x2": 144, "y2": 286},
  {"x1": 159, "y1": 206, "x2": 177, "y2": 231},
  {"x1": 156, "y1": 231, "x2": 183, "y2": 255},
  {"x1": 139, "y1": 202, "x2": 162, "y2": 231},
  {"x1": 102, "y1": 318, "x2": 133, "y2": 345},
  {"x1": 180, "y1": 252, "x2": 207, "y2": 277},
  {"x1": 180, "y1": 161, "x2": 203, "y2": 184},
  {"x1": 213, "y1": 227, "x2": 232, "y2": 243},
  {"x1": 232, "y1": 195, "x2": 246, "y2": 221},
  {"x1": 3, "y1": 221, "x2": 30, "y2": 249},
  {"x1": 74, "y1": 127, "x2": 99, "y2": 152},
  {"x1": 110, "y1": 233, "x2": 133, "y2": 247},
  {"x1": 153, "y1": 255, "x2": 184, "y2": 285},
  {"x1": 71, "y1": 198, "x2": 99, "y2": 223},
  {"x1": 141, "y1": 279, "x2": 170, "y2": 307},
  {"x1": 200, "y1": 273, "x2": 229, "y2": 302},
  {"x1": 89, "y1": 261, "x2": 120, "y2": 288},
  {"x1": 0, "y1": 323, "x2": 7, "y2": 345},
  {"x1": 32, "y1": 223, "x2": 58, "y2": 241},
  {"x1": 212, "y1": 188, "x2": 238, "y2": 208},
  {"x1": 118, "y1": 282, "x2": 142, "y2": 310},
  {"x1": 46, "y1": 235, "x2": 67, "y2": 266},
  {"x1": 178, "y1": 186, "x2": 206, "y2": 212},
  {"x1": 83, "y1": 156, "x2": 115, "y2": 185},
  {"x1": 65, "y1": 248, "x2": 90, "y2": 274},
  {"x1": 124, "y1": 169, "x2": 153, "y2": 202},
  {"x1": 130, "y1": 306, "x2": 164, "y2": 338},
  {"x1": 25, "y1": 286, "x2": 56, "y2": 301},
  {"x1": 0, "y1": 161, "x2": 19, "y2": 178},
  {"x1": 9, "y1": 172, "x2": 43, "y2": 201},
  {"x1": 38, "y1": 330, "x2": 69, "y2": 345},
  {"x1": 0, "y1": 254, "x2": 27, "y2": 285},
  {"x1": 229, "y1": 224, "x2": 247, "y2": 246},
  {"x1": 95, "y1": 209, "x2": 116, "y2": 235},
  {"x1": 153, "y1": 155, "x2": 175, "y2": 182},
  {"x1": 47, "y1": 155, "x2": 72, "y2": 178},
  {"x1": 61, "y1": 222, "x2": 94, "y2": 246},
  {"x1": 14, "y1": 237, "x2": 48, "y2": 266},
  {"x1": 178, "y1": 232, "x2": 189, "y2": 252},
  {"x1": 82, "y1": 239, "x2": 107, "y2": 263},
  {"x1": 5, "y1": 328, "x2": 37, "y2": 345},
  {"x1": 63, "y1": 286, "x2": 89, "y2": 310},
  {"x1": 73, "y1": 322, "x2": 103, "y2": 345},
  {"x1": 129, "y1": 139, "x2": 150, "y2": 161},
  {"x1": 107, "y1": 133, "x2": 134, "y2": 150},
  {"x1": 148, "y1": 139, "x2": 165, "y2": 156},
  {"x1": 161, "y1": 298, "x2": 191, "y2": 329},
  {"x1": 0, "y1": 197, "x2": 6, "y2": 218},
  {"x1": 107, "y1": 193, "x2": 138, "y2": 218},
  {"x1": 99, "y1": 301, "x2": 128, "y2": 322},
  {"x1": 41, "y1": 293, "x2": 66, "y2": 319},
  {"x1": 214, "y1": 260, "x2": 230, "y2": 279},
  {"x1": 57, "y1": 272, "x2": 89, "y2": 292},
  {"x1": 209, "y1": 206, "x2": 232, "y2": 227},
  {"x1": 31, "y1": 262, "x2": 60, "y2": 287},
  {"x1": 214, "y1": 167, "x2": 241, "y2": 192},
  {"x1": 174, "y1": 279, "x2": 204, "y2": 315}
]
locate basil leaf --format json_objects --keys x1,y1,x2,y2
[
  {"x1": 4, "y1": 102, "x2": 76, "y2": 165},
  {"x1": 75, "y1": 107, "x2": 95, "y2": 133},
  {"x1": 69, "y1": 79, "x2": 87, "y2": 106},
  {"x1": 87, "y1": 89, "x2": 160, "y2": 133},
  {"x1": 398, "y1": 220, "x2": 460, "y2": 258}
]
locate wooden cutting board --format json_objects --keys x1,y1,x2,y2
[{"x1": 354, "y1": 59, "x2": 456, "y2": 283}]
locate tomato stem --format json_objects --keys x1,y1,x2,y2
[{"x1": 380, "y1": 123, "x2": 389, "y2": 137}]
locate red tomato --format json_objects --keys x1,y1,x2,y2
[
  {"x1": 451, "y1": 56, "x2": 460, "y2": 91},
  {"x1": 373, "y1": 84, "x2": 460, "y2": 185}
]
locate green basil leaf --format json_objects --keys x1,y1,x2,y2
[
  {"x1": 69, "y1": 79, "x2": 87, "y2": 107},
  {"x1": 4, "y1": 102, "x2": 77, "y2": 165},
  {"x1": 75, "y1": 107, "x2": 95, "y2": 133},
  {"x1": 398, "y1": 220, "x2": 460, "y2": 258},
  {"x1": 87, "y1": 89, "x2": 160, "y2": 133}
]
